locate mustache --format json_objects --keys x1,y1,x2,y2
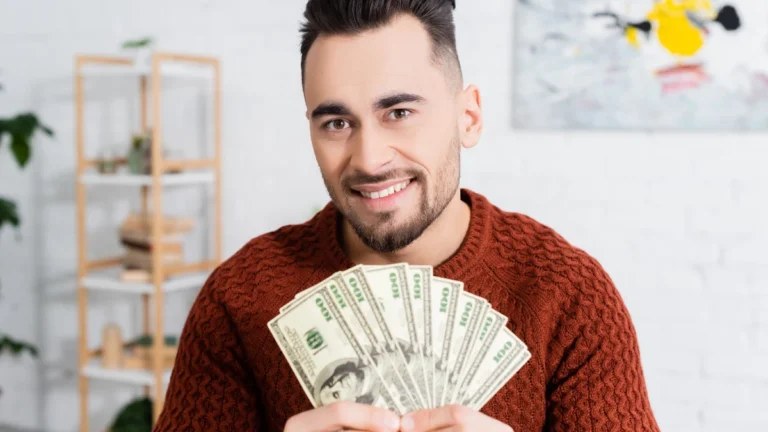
[{"x1": 341, "y1": 169, "x2": 424, "y2": 189}]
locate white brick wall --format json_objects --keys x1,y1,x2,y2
[{"x1": 0, "y1": 0, "x2": 766, "y2": 430}]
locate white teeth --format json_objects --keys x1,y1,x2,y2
[{"x1": 359, "y1": 180, "x2": 410, "y2": 199}]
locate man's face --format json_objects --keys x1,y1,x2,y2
[
  {"x1": 303, "y1": 14, "x2": 463, "y2": 252},
  {"x1": 318, "y1": 370, "x2": 361, "y2": 405}
]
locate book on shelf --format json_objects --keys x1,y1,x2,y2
[
  {"x1": 117, "y1": 212, "x2": 194, "y2": 276},
  {"x1": 119, "y1": 226, "x2": 186, "y2": 245},
  {"x1": 122, "y1": 248, "x2": 184, "y2": 272},
  {"x1": 121, "y1": 238, "x2": 183, "y2": 254}
]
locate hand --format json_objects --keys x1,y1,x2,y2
[
  {"x1": 399, "y1": 405, "x2": 513, "y2": 432},
  {"x1": 284, "y1": 401, "x2": 401, "y2": 432}
]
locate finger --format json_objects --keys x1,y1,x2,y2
[
  {"x1": 426, "y1": 426, "x2": 514, "y2": 432},
  {"x1": 283, "y1": 401, "x2": 400, "y2": 432},
  {"x1": 400, "y1": 405, "x2": 472, "y2": 431},
  {"x1": 400, "y1": 405, "x2": 512, "y2": 432}
]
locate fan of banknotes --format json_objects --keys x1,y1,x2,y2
[{"x1": 269, "y1": 263, "x2": 530, "y2": 415}]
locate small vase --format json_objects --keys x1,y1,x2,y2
[
  {"x1": 128, "y1": 134, "x2": 148, "y2": 174},
  {"x1": 127, "y1": 145, "x2": 144, "y2": 174}
]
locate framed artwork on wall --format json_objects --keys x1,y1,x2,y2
[{"x1": 512, "y1": 0, "x2": 768, "y2": 130}]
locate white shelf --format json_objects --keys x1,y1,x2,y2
[
  {"x1": 79, "y1": 62, "x2": 212, "y2": 80},
  {"x1": 82, "y1": 362, "x2": 172, "y2": 386},
  {"x1": 79, "y1": 172, "x2": 214, "y2": 186},
  {"x1": 82, "y1": 272, "x2": 209, "y2": 295}
]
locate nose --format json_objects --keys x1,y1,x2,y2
[{"x1": 348, "y1": 123, "x2": 394, "y2": 174}]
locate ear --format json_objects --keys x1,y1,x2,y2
[{"x1": 458, "y1": 84, "x2": 483, "y2": 149}]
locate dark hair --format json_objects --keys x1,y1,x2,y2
[{"x1": 299, "y1": 0, "x2": 461, "y2": 86}]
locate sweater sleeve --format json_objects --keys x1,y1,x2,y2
[
  {"x1": 153, "y1": 270, "x2": 261, "y2": 431},
  {"x1": 544, "y1": 262, "x2": 660, "y2": 432}
]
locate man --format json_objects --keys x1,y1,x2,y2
[{"x1": 154, "y1": 1, "x2": 661, "y2": 431}]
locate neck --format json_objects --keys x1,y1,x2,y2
[{"x1": 341, "y1": 190, "x2": 471, "y2": 267}]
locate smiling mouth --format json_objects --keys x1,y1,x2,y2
[{"x1": 352, "y1": 179, "x2": 412, "y2": 200}]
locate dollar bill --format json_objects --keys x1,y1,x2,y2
[
  {"x1": 363, "y1": 263, "x2": 429, "y2": 409},
  {"x1": 275, "y1": 273, "x2": 415, "y2": 413},
  {"x1": 325, "y1": 274, "x2": 411, "y2": 414},
  {"x1": 268, "y1": 283, "x2": 401, "y2": 412},
  {"x1": 450, "y1": 308, "x2": 508, "y2": 405},
  {"x1": 429, "y1": 277, "x2": 462, "y2": 409},
  {"x1": 442, "y1": 292, "x2": 491, "y2": 405},
  {"x1": 454, "y1": 327, "x2": 529, "y2": 409},
  {"x1": 288, "y1": 266, "x2": 434, "y2": 406},
  {"x1": 407, "y1": 265, "x2": 433, "y2": 407},
  {"x1": 435, "y1": 291, "x2": 487, "y2": 407},
  {"x1": 279, "y1": 289, "x2": 307, "y2": 313},
  {"x1": 472, "y1": 346, "x2": 531, "y2": 410},
  {"x1": 341, "y1": 266, "x2": 424, "y2": 411}
]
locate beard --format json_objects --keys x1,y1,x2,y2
[{"x1": 322, "y1": 133, "x2": 461, "y2": 253}]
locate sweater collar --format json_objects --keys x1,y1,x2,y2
[{"x1": 317, "y1": 188, "x2": 492, "y2": 280}]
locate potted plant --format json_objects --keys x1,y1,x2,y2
[
  {"x1": 0, "y1": 79, "x2": 53, "y2": 398},
  {"x1": 108, "y1": 396, "x2": 152, "y2": 432},
  {"x1": 121, "y1": 37, "x2": 154, "y2": 67},
  {"x1": 127, "y1": 132, "x2": 149, "y2": 174}
]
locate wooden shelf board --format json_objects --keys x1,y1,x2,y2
[
  {"x1": 81, "y1": 362, "x2": 171, "y2": 386},
  {"x1": 78, "y1": 62, "x2": 212, "y2": 79},
  {"x1": 82, "y1": 272, "x2": 209, "y2": 294},
  {"x1": 79, "y1": 172, "x2": 214, "y2": 186}
]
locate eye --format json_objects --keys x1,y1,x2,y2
[
  {"x1": 323, "y1": 119, "x2": 350, "y2": 131},
  {"x1": 387, "y1": 109, "x2": 412, "y2": 121}
]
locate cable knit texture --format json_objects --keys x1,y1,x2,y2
[{"x1": 154, "y1": 189, "x2": 660, "y2": 432}]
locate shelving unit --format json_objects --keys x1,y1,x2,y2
[
  {"x1": 81, "y1": 271, "x2": 211, "y2": 295},
  {"x1": 79, "y1": 171, "x2": 215, "y2": 186},
  {"x1": 81, "y1": 360, "x2": 173, "y2": 387},
  {"x1": 74, "y1": 52, "x2": 222, "y2": 431}
]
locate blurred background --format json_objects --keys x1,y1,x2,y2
[{"x1": 0, "y1": 0, "x2": 765, "y2": 431}]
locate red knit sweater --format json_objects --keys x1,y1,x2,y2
[{"x1": 154, "y1": 189, "x2": 660, "y2": 431}]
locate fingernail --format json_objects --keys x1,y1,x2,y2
[{"x1": 401, "y1": 414, "x2": 414, "y2": 432}]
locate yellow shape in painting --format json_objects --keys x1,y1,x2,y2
[
  {"x1": 625, "y1": 27, "x2": 641, "y2": 48},
  {"x1": 646, "y1": 0, "x2": 711, "y2": 57}
]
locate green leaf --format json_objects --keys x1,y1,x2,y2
[
  {"x1": 10, "y1": 134, "x2": 30, "y2": 168},
  {"x1": 0, "y1": 197, "x2": 20, "y2": 231},
  {"x1": 0, "y1": 334, "x2": 39, "y2": 357},
  {"x1": 127, "y1": 334, "x2": 178, "y2": 347},
  {"x1": 122, "y1": 38, "x2": 153, "y2": 49},
  {"x1": 40, "y1": 123, "x2": 55, "y2": 137},
  {"x1": 0, "y1": 112, "x2": 54, "y2": 168},
  {"x1": 109, "y1": 397, "x2": 153, "y2": 432},
  {"x1": 11, "y1": 113, "x2": 37, "y2": 137}
]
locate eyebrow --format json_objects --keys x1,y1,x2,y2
[
  {"x1": 310, "y1": 92, "x2": 426, "y2": 120},
  {"x1": 373, "y1": 92, "x2": 426, "y2": 110},
  {"x1": 311, "y1": 102, "x2": 351, "y2": 119}
]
